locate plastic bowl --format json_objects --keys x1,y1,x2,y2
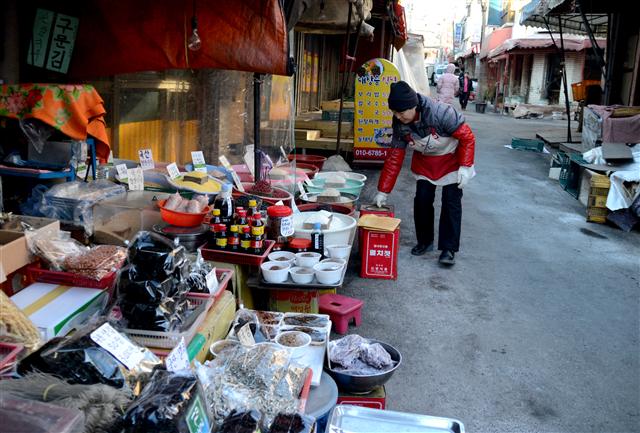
[
  {"x1": 299, "y1": 192, "x2": 359, "y2": 210},
  {"x1": 293, "y1": 212, "x2": 357, "y2": 247},
  {"x1": 305, "y1": 178, "x2": 365, "y2": 197},
  {"x1": 295, "y1": 252, "x2": 322, "y2": 268},
  {"x1": 157, "y1": 199, "x2": 210, "y2": 227},
  {"x1": 261, "y1": 261, "x2": 291, "y2": 283},
  {"x1": 316, "y1": 171, "x2": 367, "y2": 184},
  {"x1": 268, "y1": 251, "x2": 297, "y2": 265},
  {"x1": 289, "y1": 266, "x2": 315, "y2": 284},
  {"x1": 275, "y1": 331, "x2": 311, "y2": 359},
  {"x1": 288, "y1": 154, "x2": 327, "y2": 170},
  {"x1": 209, "y1": 339, "x2": 240, "y2": 358},
  {"x1": 313, "y1": 261, "x2": 344, "y2": 285},
  {"x1": 295, "y1": 162, "x2": 320, "y2": 179},
  {"x1": 326, "y1": 340, "x2": 402, "y2": 393},
  {"x1": 326, "y1": 244, "x2": 352, "y2": 260}
]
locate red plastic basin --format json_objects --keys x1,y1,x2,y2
[
  {"x1": 288, "y1": 154, "x2": 327, "y2": 170},
  {"x1": 157, "y1": 199, "x2": 210, "y2": 227}
]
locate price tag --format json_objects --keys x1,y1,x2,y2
[
  {"x1": 127, "y1": 167, "x2": 144, "y2": 191},
  {"x1": 166, "y1": 162, "x2": 181, "y2": 180},
  {"x1": 75, "y1": 162, "x2": 88, "y2": 180},
  {"x1": 90, "y1": 323, "x2": 145, "y2": 370},
  {"x1": 138, "y1": 148, "x2": 155, "y2": 170},
  {"x1": 191, "y1": 151, "x2": 207, "y2": 173},
  {"x1": 280, "y1": 215, "x2": 294, "y2": 237},
  {"x1": 218, "y1": 155, "x2": 244, "y2": 192},
  {"x1": 107, "y1": 151, "x2": 114, "y2": 166},
  {"x1": 297, "y1": 182, "x2": 307, "y2": 197},
  {"x1": 237, "y1": 323, "x2": 255, "y2": 346},
  {"x1": 185, "y1": 395, "x2": 211, "y2": 433},
  {"x1": 165, "y1": 337, "x2": 190, "y2": 372},
  {"x1": 205, "y1": 268, "x2": 219, "y2": 295},
  {"x1": 116, "y1": 163, "x2": 128, "y2": 182}
]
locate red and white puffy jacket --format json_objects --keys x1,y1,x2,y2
[{"x1": 378, "y1": 94, "x2": 475, "y2": 193}]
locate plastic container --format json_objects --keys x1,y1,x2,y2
[
  {"x1": 275, "y1": 331, "x2": 311, "y2": 359},
  {"x1": 268, "y1": 251, "x2": 297, "y2": 265},
  {"x1": 313, "y1": 261, "x2": 344, "y2": 285},
  {"x1": 295, "y1": 162, "x2": 320, "y2": 179},
  {"x1": 188, "y1": 268, "x2": 233, "y2": 300},
  {"x1": 261, "y1": 261, "x2": 291, "y2": 283},
  {"x1": 0, "y1": 342, "x2": 23, "y2": 375},
  {"x1": 267, "y1": 205, "x2": 294, "y2": 245},
  {"x1": 288, "y1": 154, "x2": 327, "y2": 170},
  {"x1": 293, "y1": 212, "x2": 357, "y2": 247},
  {"x1": 511, "y1": 138, "x2": 545, "y2": 152},
  {"x1": 234, "y1": 183, "x2": 294, "y2": 208},
  {"x1": 295, "y1": 252, "x2": 322, "y2": 268},
  {"x1": 326, "y1": 244, "x2": 352, "y2": 260},
  {"x1": 315, "y1": 171, "x2": 367, "y2": 184},
  {"x1": 305, "y1": 178, "x2": 365, "y2": 197},
  {"x1": 289, "y1": 267, "x2": 316, "y2": 284},
  {"x1": 288, "y1": 238, "x2": 312, "y2": 253},
  {"x1": 157, "y1": 199, "x2": 210, "y2": 227},
  {"x1": 25, "y1": 264, "x2": 119, "y2": 296},
  {"x1": 199, "y1": 239, "x2": 275, "y2": 266},
  {"x1": 297, "y1": 202, "x2": 356, "y2": 216},
  {"x1": 209, "y1": 339, "x2": 240, "y2": 358},
  {"x1": 118, "y1": 295, "x2": 213, "y2": 349}
]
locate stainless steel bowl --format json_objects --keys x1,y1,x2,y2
[{"x1": 325, "y1": 340, "x2": 402, "y2": 394}]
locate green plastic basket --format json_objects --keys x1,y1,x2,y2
[
  {"x1": 558, "y1": 152, "x2": 585, "y2": 199},
  {"x1": 511, "y1": 138, "x2": 545, "y2": 152}
]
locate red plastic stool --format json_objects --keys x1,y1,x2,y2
[{"x1": 319, "y1": 294, "x2": 364, "y2": 335}]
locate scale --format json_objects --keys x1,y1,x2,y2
[{"x1": 153, "y1": 224, "x2": 209, "y2": 252}]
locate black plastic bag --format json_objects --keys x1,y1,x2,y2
[
  {"x1": 217, "y1": 409, "x2": 262, "y2": 433},
  {"x1": 127, "y1": 231, "x2": 187, "y2": 280},
  {"x1": 122, "y1": 370, "x2": 211, "y2": 433}
]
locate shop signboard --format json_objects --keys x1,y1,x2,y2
[
  {"x1": 27, "y1": 9, "x2": 79, "y2": 74},
  {"x1": 353, "y1": 58, "x2": 400, "y2": 163}
]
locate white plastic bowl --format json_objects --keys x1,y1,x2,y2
[
  {"x1": 316, "y1": 171, "x2": 368, "y2": 183},
  {"x1": 275, "y1": 331, "x2": 311, "y2": 359},
  {"x1": 289, "y1": 266, "x2": 315, "y2": 284},
  {"x1": 268, "y1": 251, "x2": 296, "y2": 265},
  {"x1": 295, "y1": 251, "x2": 322, "y2": 268},
  {"x1": 313, "y1": 261, "x2": 345, "y2": 285},
  {"x1": 261, "y1": 261, "x2": 291, "y2": 283},
  {"x1": 293, "y1": 212, "x2": 357, "y2": 246},
  {"x1": 326, "y1": 244, "x2": 352, "y2": 260},
  {"x1": 209, "y1": 339, "x2": 240, "y2": 358},
  {"x1": 320, "y1": 258, "x2": 347, "y2": 267}
]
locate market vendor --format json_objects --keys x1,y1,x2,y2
[{"x1": 374, "y1": 81, "x2": 476, "y2": 266}]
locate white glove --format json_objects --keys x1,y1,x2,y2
[
  {"x1": 374, "y1": 191, "x2": 388, "y2": 208},
  {"x1": 457, "y1": 166, "x2": 475, "y2": 189}
]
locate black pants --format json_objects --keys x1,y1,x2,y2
[
  {"x1": 414, "y1": 180, "x2": 463, "y2": 252},
  {"x1": 459, "y1": 92, "x2": 470, "y2": 109}
]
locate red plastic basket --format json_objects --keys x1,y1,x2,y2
[
  {"x1": 0, "y1": 342, "x2": 23, "y2": 377},
  {"x1": 199, "y1": 240, "x2": 275, "y2": 266},
  {"x1": 189, "y1": 268, "x2": 234, "y2": 301},
  {"x1": 25, "y1": 264, "x2": 119, "y2": 289}
]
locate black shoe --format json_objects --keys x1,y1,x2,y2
[
  {"x1": 411, "y1": 243, "x2": 434, "y2": 256},
  {"x1": 438, "y1": 250, "x2": 455, "y2": 265}
]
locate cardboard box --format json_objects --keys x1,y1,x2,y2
[
  {"x1": 0, "y1": 216, "x2": 60, "y2": 283},
  {"x1": 337, "y1": 386, "x2": 386, "y2": 409},
  {"x1": 10, "y1": 282, "x2": 108, "y2": 341},
  {"x1": 269, "y1": 289, "x2": 319, "y2": 314}
]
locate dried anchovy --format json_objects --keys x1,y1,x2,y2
[{"x1": 282, "y1": 314, "x2": 328, "y2": 328}]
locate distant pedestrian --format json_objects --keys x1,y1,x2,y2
[
  {"x1": 436, "y1": 63, "x2": 459, "y2": 106},
  {"x1": 374, "y1": 81, "x2": 476, "y2": 266},
  {"x1": 458, "y1": 72, "x2": 473, "y2": 110}
]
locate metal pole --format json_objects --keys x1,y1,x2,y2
[
  {"x1": 253, "y1": 73, "x2": 263, "y2": 181},
  {"x1": 557, "y1": 16, "x2": 572, "y2": 143}
]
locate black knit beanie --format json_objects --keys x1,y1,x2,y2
[{"x1": 388, "y1": 81, "x2": 418, "y2": 111}]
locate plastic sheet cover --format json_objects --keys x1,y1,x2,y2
[{"x1": 393, "y1": 36, "x2": 430, "y2": 97}]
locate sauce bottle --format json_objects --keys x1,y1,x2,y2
[
  {"x1": 211, "y1": 208, "x2": 222, "y2": 226},
  {"x1": 236, "y1": 209, "x2": 249, "y2": 232},
  {"x1": 214, "y1": 184, "x2": 234, "y2": 226},
  {"x1": 247, "y1": 199, "x2": 258, "y2": 219},
  {"x1": 228, "y1": 225, "x2": 240, "y2": 251},
  {"x1": 240, "y1": 226, "x2": 252, "y2": 252},
  {"x1": 215, "y1": 224, "x2": 228, "y2": 250},
  {"x1": 311, "y1": 222, "x2": 324, "y2": 256},
  {"x1": 250, "y1": 212, "x2": 265, "y2": 237}
]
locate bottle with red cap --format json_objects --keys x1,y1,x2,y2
[
  {"x1": 251, "y1": 212, "x2": 265, "y2": 254},
  {"x1": 240, "y1": 226, "x2": 252, "y2": 252}
]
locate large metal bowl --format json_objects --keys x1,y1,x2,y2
[{"x1": 325, "y1": 340, "x2": 402, "y2": 394}]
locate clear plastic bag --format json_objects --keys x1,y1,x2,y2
[
  {"x1": 122, "y1": 370, "x2": 211, "y2": 433},
  {"x1": 24, "y1": 229, "x2": 88, "y2": 271},
  {"x1": 19, "y1": 118, "x2": 55, "y2": 154},
  {"x1": 126, "y1": 231, "x2": 188, "y2": 281},
  {"x1": 195, "y1": 343, "x2": 308, "y2": 430},
  {"x1": 329, "y1": 334, "x2": 395, "y2": 375},
  {"x1": 186, "y1": 251, "x2": 214, "y2": 294},
  {"x1": 17, "y1": 320, "x2": 161, "y2": 390},
  {"x1": 228, "y1": 309, "x2": 268, "y2": 343},
  {"x1": 62, "y1": 244, "x2": 127, "y2": 280},
  {"x1": 217, "y1": 409, "x2": 262, "y2": 433},
  {"x1": 267, "y1": 413, "x2": 316, "y2": 433}
]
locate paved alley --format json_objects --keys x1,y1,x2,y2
[{"x1": 341, "y1": 107, "x2": 640, "y2": 433}]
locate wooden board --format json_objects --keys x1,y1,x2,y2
[
  {"x1": 295, "y1": 137, "x2": 354, "y2": 152},
  {"x1": 602, "y1": 142, "x2": 633, "y2": 162},
  {"x1": 321, "y1": 99, "x2": 355, "y2": 111},
  {"x1": 295, "y1": 129, "x2": 321, "y2": 140},
  {"x1": 294, "y1": 119, "x2": 353, "y2": 138}
]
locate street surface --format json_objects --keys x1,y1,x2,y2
[{"x1": 342, "y1": 103, "x2": 640, "y2": 433}]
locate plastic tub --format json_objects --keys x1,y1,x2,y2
[
  {"x1": 305, "y1": 178, "x2": 365, "y2": 197},
  {"x1": 296, "y1": 202, "x2": 356, "y2": 217},
  {"x1": 290, "y1": 267, "x2": 315, "y2": 284},
  {"x1": 299, "y1": 192, "x2": 359, "y2": 210},
  {"x1": 261, "y1": 261, "x2": 291, "y2": 283},
  {"x1": 288, "y1": 154, "x2": 327, "y2": 170},
  {"x1": 326, "y1": 244, "x2": 352, "y2": 260},
  {"x1": 295, "y1": 162, "x2": 320, "y2": 179},
  {"x1": 157, "y1": 199, "x2": 210, "y2": 227},
  {"x1": 234, "y1": 183, "x2": 294, "y2": 208},
  {"x1": 275, "y1": 330, "x2": 311, "y2": 359},
  {"x1": 293, "y1": 212, "x2": 357, "y2": 247},
  {"x1": 295, "y1": 252, "x2": 322, "y2": 268},
  {"x1": 315, "y1": 171, "x2": 367, "y2": 184},
  {"x1": 313, "y1": 261, "x2": 344, "y2": 285}
]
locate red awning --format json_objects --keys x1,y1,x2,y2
[
  {"x1": 486, "y1": 34, "x2": 607, "y2": 59},
  {"x1": 35, "y1": 0, "x2": 290, "y2": 78},
  {"x1": 479, "y1": 27, "x2": 513, "y2": 59}
]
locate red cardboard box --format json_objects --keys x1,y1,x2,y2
[
  {"x1": 337, "y1": 386, "x2": 386, "y2": 409},
  {"x1": 359, "y1": 228, "x2": 399, "y2": 280}
]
